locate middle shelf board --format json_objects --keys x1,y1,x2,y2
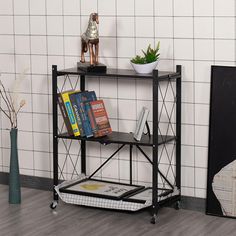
[{"x1": 57, "y1": 131, "x2": 176, "y2": 147}]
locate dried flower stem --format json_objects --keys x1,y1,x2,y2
[
  {"x1": 0, "y1": 89, "x2": 13, "y2": 124},
  {"x1": 0, "y1": 80, "x2": 26, "y2": 128}
]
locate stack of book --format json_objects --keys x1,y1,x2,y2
[{"x1": 58, "y1": 90, "x2": 112, "y2": 138}]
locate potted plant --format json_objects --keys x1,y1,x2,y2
[{"x1": 130, "y1": 42, "x2": 160, "y2": 74}]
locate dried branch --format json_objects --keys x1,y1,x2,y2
[
  {"x1": 0, "y1": 69, "x2": 28, "y2": 129},
  {"x1": 0, "y1": 106, "x2": 13, "y2": 127},
  {"x1": 7, "y1": 89, "x2": 15, "y2": 112},
  {"x1": 15, "y1": 100, "x2": 26, "y2": 127},
  {"x1": 1, "y1": 81, "x2": 14, "y2": 112},
  {"x1": 0, "y1": 88, "x2": 12, "y2": 122}
]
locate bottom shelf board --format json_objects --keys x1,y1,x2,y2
[{"x1": 55, "y1": 175, "x2": 180, "y2": 212}]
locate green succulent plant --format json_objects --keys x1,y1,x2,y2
[
  {"x1": 131, "y1": 42, "x2": 160, "y2": 64},
  {"x1": 130, "y1": 55, "x2": 146, "y2": 64}
]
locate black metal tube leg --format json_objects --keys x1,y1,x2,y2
[
  {"x1": 52, "y1": 65, "x2": 59, "y2": 202},
  {"x1": 130, "y1": 145, "x2": 133, "y2": 185},
  {"x1": 80, "y1": 75, "x2": 86, "y2": 174},
  {"x1": 81, "y1": 140, "x2": 86, "y2": 174},
  {"x1": 151, "y1": 69, "x2": 159, "y2": 223},
  {"x1": 176, "y1": 65, "x2": 182, "y2": 193}
]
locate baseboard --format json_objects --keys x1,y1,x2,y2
[
  {"x1": 180, "y1": 195, "x2": 205, "y2": 212},
  {"x1": 0, "y1": 172, "x2": 205, "y2": 212},
  {"x1": 0, "y1": 172, "x2": 52, "y2": 191}
]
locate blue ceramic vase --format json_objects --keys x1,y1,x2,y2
[{"x1": 9, "y1": 128, "x2": 21, "y2": 204}]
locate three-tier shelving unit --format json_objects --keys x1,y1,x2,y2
[{"x1": 50, "y1": 65, "x2": 182, "y2": 224}]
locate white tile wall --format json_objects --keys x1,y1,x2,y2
[
  {"x1": 194, "y1": 0, "x2": 213, "y2": 16},
  {"x1": 30, "y1": 0, "x2": 46, "y2": 15},
  {"x1": 194, "y1": 17, "x2": 214, "y2": 39},
  {"x1": 64, "y1": 0, "x2": 80, "y2": 15},
  {"x1": 0, "y1": 0, "x2": 12, "y2": 14},
  {"x1": 0, "y1": 0, "x2": 235, "y2": 199},
  {"x1": 215, "y1": 0, "x2": 235, "y2": 16},
  {"x1": 174, "y1": 17, "x2": 193, "y2": 38},
  {"x1": 30, "y1": 16, "x2": 46, "y2": 35}
]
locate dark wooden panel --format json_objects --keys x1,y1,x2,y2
[{"x1": 207, "y1": 66, "x2": 236, "y2": 218}]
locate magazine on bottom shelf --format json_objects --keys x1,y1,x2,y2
[
  {"x1": 59, "y1": 178, "x2": 144, "y2": 200},
  {"x1": 123, "y1": 187, "x2": 174, "y2": 204}
]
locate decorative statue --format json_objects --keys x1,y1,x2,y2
[{"x1": 81, "y1": 13, "x2": 99, "y2": 66}]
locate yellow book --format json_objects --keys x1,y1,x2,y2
[{"x1": 61, "y1": 91, "x2": 80, "y2": 136}]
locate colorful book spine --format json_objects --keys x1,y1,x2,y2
[
  {"x1": 58, "y1": 93, "x2": 74, "y2": 136},
  {"x1": 86, "y1": 91, "x2": 97, "y2": 101},
  {"x1": 80, "y1": 91, "x2": 97, "y2": 102},
  {"x1": 69, "y1": 92, "x2": 85, "y2": 137},
  {"x1": 90, "y1": 100, "x2": 112, "y2": 137},
  {"x1": 73, "y1": 92, "x2": 94, "y2": 138},
  {"x1": 61, "y1": 91, "x2": 80, "y2": 137},
  {"x1": 84, "y1": 102, "x2": 99, "y2": 136}
]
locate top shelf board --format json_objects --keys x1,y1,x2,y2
[{"x1": 56, "y1": 67, "x2": 181, "y2": 81}]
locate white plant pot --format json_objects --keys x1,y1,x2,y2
[{"x1": 131, "y1": 60, "x2": 159, "y2": 74}]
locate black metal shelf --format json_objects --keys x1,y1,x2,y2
[
  {"x1": 57, "y1": 67, "x2": 181, "y2": 81},
  {"x1": 51, "y1": 64, "x2": 182, "y2": 224},
  {"x1": 57, "y1": 131, "x2": 176, "y2": 147}
]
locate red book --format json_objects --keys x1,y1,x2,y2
[{"x1": 90, "y1": 100, "x2": 112, "y2": 137}]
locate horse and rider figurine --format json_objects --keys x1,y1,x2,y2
[{"x1": 81, "y1": 13, "x2": 99, "y2": 66}]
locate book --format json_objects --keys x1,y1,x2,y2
[
  {"x1": 83, "y1": 91, "x2": 97, "y2": 101},
  {"x1": 133, "y1": 107, "x2": 149, "y2": 141},
  {"x1": 90, "y1": 100, "x2": 112, "y2": 137},
  {"x1": 84, "y1": 102, "x2": 99, "y2": 136},
  {"x1": 70, "y1": 91, "x2": 97, "y2": 138},
  {"x1": 61, "y1": 90, "x2": 80, "y2": 137},
  {"x1": 69, "y1": 91, "x2": 85, "y2": 137},
  {"x1": 81, "y1": 91, "x2": 98, "y2": 136},
  {"x1": 58, "y1": 93, "x2": 74, "y2": 136}
]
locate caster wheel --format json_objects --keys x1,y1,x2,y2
[
  {"x1": 150, "y1": 215, "x2": 157, "y2": 224},
  {"x1": 50, "y1": 201, "x2": 58, "y2": 209},
  {"x1": 175, "y1": 201, "x2": 181, "y2": 210}
]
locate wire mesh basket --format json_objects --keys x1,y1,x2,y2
[{"x1": 55, "y1": 174, "x2": 179, "y2": 212}]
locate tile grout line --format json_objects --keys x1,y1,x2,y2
[
  {"x1": 45, "y1": 0, "x2": 52, "y2": 178},
  {"x1": 61, "y1": 0, "x2": 67, "y2": 178},
  {"x1": 192, "y1": 0, "x2": 196, "y2": 198},
  {"x1": 97, "y1": 0, "x2": 103, "y2": 179},
  {"x1": 27, "y1": 0, "x2": 36, "y2": 176}
]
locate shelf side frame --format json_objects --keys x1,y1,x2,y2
[
  {"x1": 152, "y1": 69, "x2": 159, "y2": 217},
  {"x1": 176, "y1": 65, "x2": 182, "y2": 193},
  {"x1": 52, "y1": 65, "x2": 59, "y2": 201},
  {"x1": 80, "y1": 75, "x2": 86, "y2": 174}
]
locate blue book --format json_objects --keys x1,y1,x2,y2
[
  {"x1": 81, "y1": 91, "x2": 97, "y2": 102},
  {"x1": 73, "y1": 91, "x2": 97, "y2": 138},
  {"x1": 69, "y1": 93, "x2": 85, "y2": 137}
]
